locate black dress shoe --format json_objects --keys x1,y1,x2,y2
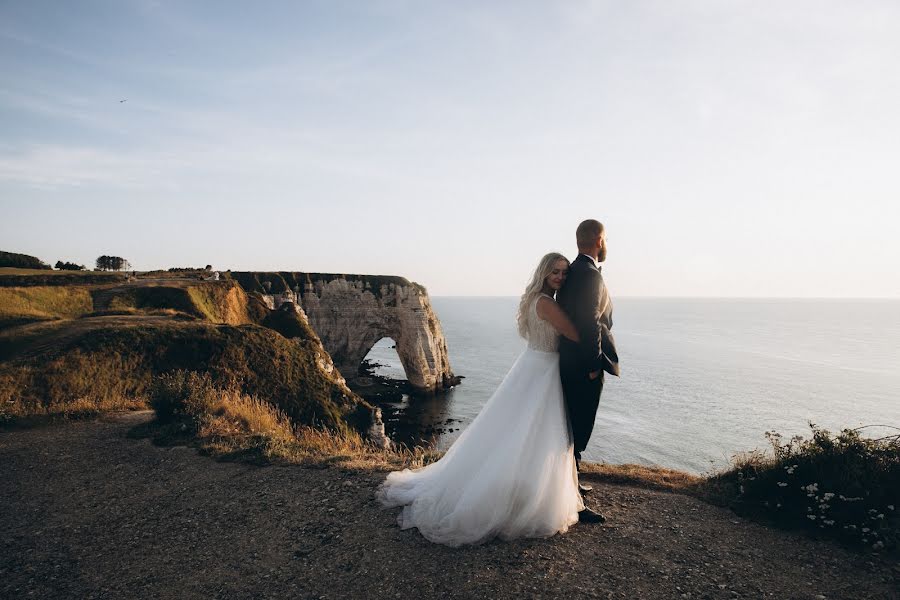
[
  {"x1": 578, "y1": 482, "x2": 593, "y2": 493},
  {"x1": 578, "y1": 508, "x2": 606, "y2": 524}
]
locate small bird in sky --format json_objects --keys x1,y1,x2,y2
[{"x1": 119, "y1": 99, "x2": 127, "y2": 103}]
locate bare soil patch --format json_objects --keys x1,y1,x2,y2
[{"x1": 1, "y1": 414, "x2": 897, "y2": 599}]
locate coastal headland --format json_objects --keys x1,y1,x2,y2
[{"x1": 1, "y1": 259, "x2": 897, "y2": 598}]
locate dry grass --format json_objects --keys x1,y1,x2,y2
[
  {"x1": 0, "y1": 286, "x2": 93, "y2": 323},
  {"x1": 158, "y1": 378, "x2": 436, "y2": 470},
  {"x1": 186, "y1": 283, "x2": 251, "y2": 324},
  {"x1": 0, "y1": 268, "x2": 54, "y2": 275},
  {"x1": 0, "y1": 349, "x2": 151, "y2": 423},
  {"x1": 0, "y1": 268, "x2": 124, "y2": 287},
  {"x1": 580, "y1": 461, "x2": 703, "y2": 493}
]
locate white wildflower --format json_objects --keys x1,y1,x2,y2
[
  {"x1": 862, "y1": 527, "x2": 870, "y2": 533},
  {"x1": 888, "y1": 505, "x2": 895, "y2": 511},
  {"x1": 807, "y1": 515, "x2": 817, "y2": 521},
  {"x1": 777, "y1": 482, "x2": 788, "y2": 487},
  {"x1": 822, "y1": 492, "x2": 835, "y2": 501}
]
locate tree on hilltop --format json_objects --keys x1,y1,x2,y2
[
  {"x1": 55, "y1": 260, "x2": 86, "y2": 271},
  {"x1": 95, "y1": 255, "x2": 131, "y2": 271}
]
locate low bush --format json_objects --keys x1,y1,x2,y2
[
  {"x1": 147, "y1": 370, "x2": 427, "y2": 468},
  {"x1": 704, "y1": 424, "x2": 899, "y2": 552},
  {"x1": 150, "y1": 370, "x2": 218, "y2": 424}
]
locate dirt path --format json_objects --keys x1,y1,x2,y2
[{"x1": 1, "y1": 414, "x2": 897, "y2": 600}]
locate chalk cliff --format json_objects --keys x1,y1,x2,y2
[{"x1": 230, "y1": 272, "x2": 457, "y2": 393}]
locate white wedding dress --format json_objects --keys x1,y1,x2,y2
[{"x1": 377, "y1": 294, "x2": 584, "y2": 547}]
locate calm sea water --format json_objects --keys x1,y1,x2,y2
[{"x1": 366, "y1": 298, "x2": 900, "y2": 474}]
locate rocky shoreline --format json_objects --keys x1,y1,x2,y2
[{"x1": 348, "y1": 359, "x2": 466, "y2": 447}]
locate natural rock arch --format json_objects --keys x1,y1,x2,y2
[{"x1": 231, "y1": 272, "x2": 457, "y2": 392}]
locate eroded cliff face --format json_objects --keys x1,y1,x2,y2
[{"x1": 230, "y1": 272, "x2": 457, "y2": 393}]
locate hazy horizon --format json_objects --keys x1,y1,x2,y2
[{"x1": 3, "y1": 1, "x2": 899, "y2": 298}]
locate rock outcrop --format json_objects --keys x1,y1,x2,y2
[{"x1": 230, "y1": 272, "x2": 457, "y2": 393}]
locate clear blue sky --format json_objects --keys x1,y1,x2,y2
[{"x1": 2, "y1": 1, "x2": 898, "y2": 297}]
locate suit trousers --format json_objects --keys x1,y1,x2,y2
[{"x1": 560, "y1": 368, "x2": 604, "y2": 463}]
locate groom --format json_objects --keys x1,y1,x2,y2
[{"x1": 557, "y1": 219, "x2": 620, "y2": 524}]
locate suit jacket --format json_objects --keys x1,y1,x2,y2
[{"x1": 556, "y1": 254, "x2": 620, "y2": 377}]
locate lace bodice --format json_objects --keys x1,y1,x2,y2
[{"x1": 525, "y1": 294, "x2": 560, "y2": 352}]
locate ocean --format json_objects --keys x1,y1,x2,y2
[{"x1": 366, "y1": 297, "x2": 900, "y2": 475}]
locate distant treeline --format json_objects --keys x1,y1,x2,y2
[
  {"x1": 0, "y1": 251, "x2": 51, "y2": 270},
  {"x1": 167, "y1": 265, "x2": 213, "y2": 273},
  {"x1": 1, "y1": 251, "x2": 125, "y2": 273}
]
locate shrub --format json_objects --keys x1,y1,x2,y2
[
  {"x1": 706, "y1": 424, "x2": 900, "y2": 552},
  {"x1": 147, "y1": 371, "x2": 430, "y2": 468},
  {"x1": 150, "y1": 370, "x2": 218, "y2": 425}
]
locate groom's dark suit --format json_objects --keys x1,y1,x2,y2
[{"x1": 557, "y1": 254, "x2": 620, "y2": 463}]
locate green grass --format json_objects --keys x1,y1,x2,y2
[{"x1": 0, "y1": 286, "x2": 94, "y2": 327}]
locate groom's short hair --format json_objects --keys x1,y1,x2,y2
[{"x1": 576, "y1": 219, "x2": 604, "y2": 248}]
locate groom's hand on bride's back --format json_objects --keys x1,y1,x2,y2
[{"x1": 588, "y1": 370, "x2": 601, "y2": 380}]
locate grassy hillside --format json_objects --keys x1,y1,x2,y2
[
  {"x1": 0, "y1": 279, "x2": 254, "y2": 330},
  {"x1": 97, "y1": 281, "x2": 252, "y2": 324},
  {"x1": 0, "y1": 286, "x2": 94, "y2": 328},
  {"x1": 261, "y1": 302, "x2": 320, "y2": 341},
  {"x1": 0, "y1": 274, "x2": 380, "y2": 439},
  {"x1": 0, "y1": 320, "x2": 373, "y2": 432},
  {"x1": 0, "y1": 267, "x2": 124, "y2": 287}
]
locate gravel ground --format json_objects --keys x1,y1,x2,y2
[{"x1": 1, "y1": 412, "x2": 897, "y2": 600}]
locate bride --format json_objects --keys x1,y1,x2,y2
[{"x1": 377, "y1": 252, "x2": 600, "y2": 547}]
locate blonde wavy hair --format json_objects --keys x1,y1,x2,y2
[{"x1": 517, "y1": 252, "x2": 569, "y2": 339}]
